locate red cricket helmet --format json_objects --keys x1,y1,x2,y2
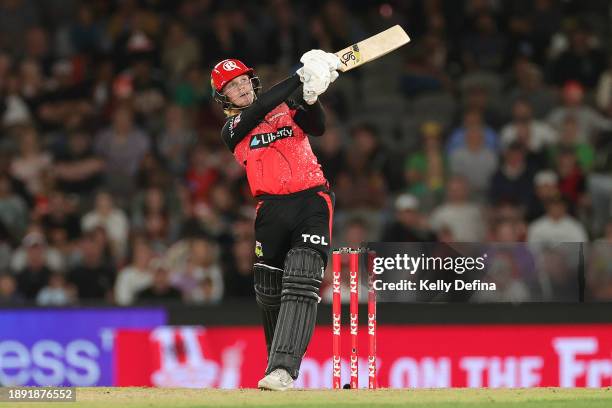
[
  {"x1": 211, "y1": 58, "x2": 253, "y2": 92},
  {"x1": 211, "y1": 58, "x2": 260, "y2": 110}
]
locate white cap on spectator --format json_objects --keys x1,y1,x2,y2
[
  {"x1": 2, "y1": 95, "x2": 31, "y2": 127},
  {"x1": 395, "y1": 193, "x2": 419, "y2": 211},
  {"x1": 534, "y1": 170, "x2": 558, "y2": 186},
  {"x1": 22, "y1": 232, "x2": 46, "y2": 247},
  {"x1": 127, "y1": 31, "x2": 154, "y2": 52}
]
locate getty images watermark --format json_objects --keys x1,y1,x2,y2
[{"x1": 370, "y1": 252, "x2": 494, "y2": 293}]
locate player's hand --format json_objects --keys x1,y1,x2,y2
[
  {"x1": 298, "y1": 50, "x2": 341, "y2": 104},
  {"x1": 298, "y1": 62, "x2": 331, "y2": 104},
  {"x1": 301, "y1": 50, "x2": 341, "y2": 73},
  {"x1": 297, "y1": 60, "x2": 330, "y2": 85}
]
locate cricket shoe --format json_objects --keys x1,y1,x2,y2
[{"x1": 257, "y1": 368, "x2": 294, "y2": 391}]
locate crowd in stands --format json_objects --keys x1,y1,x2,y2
[{"x1": 0, "y1": 0, "x2": 611, "y2": 305}]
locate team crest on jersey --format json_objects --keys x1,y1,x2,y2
[
  {"x1": 255, "y1": 241, "x2": 263, "y2": 258},
  {"x1": 250, "y1": 126, "x2": 293, "y2": 149}
]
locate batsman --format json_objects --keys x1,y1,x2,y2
[{"x1": 211, "y1": 51, "x2": 340, "y2": 390}]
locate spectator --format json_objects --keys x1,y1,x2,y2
[
  {"x1": 0, "y1": 1, "x2": 40, "y2": 56},
  {"x1": 127, "y1": 42, "x2": 166, "y2": 123},
  {"x1": 0, "y1": 273, "x2": 23, "y2": 305},
  {"x1": 36, "y1": 272, "x2": 76, "y2": 306},
  {"x1": 403, "y1": 121, "x2": 445, "y2": 209},
  {"x1": 185, "y1": 144, "x2": 220, "y2": 206},
  {"x1": 548, "y1": 115, "x2": 594, "y2": 172},
  {"x1": 67, "y1": 230, "x2": 116, "y2": 300},
  {"x1": 81, "y1": 190, "x2": 129, "y2": 260},
  {"x1": 595, "y1": 56, "x2": 612, "y2": 116},
  {"x1": 429, "y1": 177, "x2": 485, "y2": 241},
  {"x1": 157, "y1": 104, "x2": 195, "y2": 176},
  {"x1": 461, "y1": 12, "x2": 506, "y2": 72},
  {"x1": 549, "y1": 26, "x2": 606, "y2": 88},
  {"x1": 11, "y1": 230, "x2": 64, "y2": 273},
  {"x1": 489, "y1": 142, "x2": 535, "y2": 207},
  {"x1": 555, "y1": 148, "x2": 586, "y2": 209},
  {"x1": 461, "y1": 84, "x2": 504, "y2": 130},
  {"x1": 449, "y1": 125, "x2": 498, "y2": 197},
  {"x1": 135, "y1": 260, "x2": 182, "y2": 303},
  {"x1": 527, "y1": 198, "x2": 588, "y2": 243},
  {"x1": 35, "y1": 59, "x2": 93, "y2": 132},
  {"x1": 400, "y1": 34, "x2": 450, "y2": 97},
  {"x1": 13, "y1": 232, "x2": 53, "y2": 299},
  {"x1": 381, "y1": 194, "x2": 435, "y2": 242},
  {"x1": 223, "y1": 238, "x2": 255, "y2": 298},
  {"x1": 506, "y1": 59, "x2": 557, "y2": 119},
  {"x1": 260, "y1": 1, "x2": 309, "y2": 67},
  {"x1": 500, "y1": 99, "x2": 557, "y2": 154},
  {"x1": 68, "y1": 4, "x2": 104, "y2": 55},
  {"x1": 535, "y1": 246, "x2": 579, "y2": 301},
  {"x1": 547, "y1": 81, "x2": 612, "y2": 143},
  {"x1": 446, "y1": 109, "x2": 498, "y2": 154},
  {"x1": 94, "y1": 104, "x2": 150, "y2": 197},
  {"x1": 172, "y1": 64, "x2": 210, "y2": 108},
  {"x1": 169, "y1": 237, "x2": 223, "y2": 303},
  {"x1": 114, "y1": 238, "x2": 154, "y2": 306},
  {"x1": 53, "y1": 129, "x2": 105, "y2": 197},
  {"x1": 527, "y1": 170, "x2": 561, "y2": 222},
  {"x1": 312, "y1": 125, "x2": 345, "y2": 185},
  {"x1": 9, "y1": 126, "x2": 52, "y2": 197},
  {"x1": 162, "y1": 20, "x2": 200, "y2": 83},
  {"x1": 40, "y1": 190, "x2": 81, "y2": 243},
  {"x1": 0, "y1": 172, "x2": 29, "y2": 243},
  {"x1": 335, "y1": 124, "x2": 389, "y2": 210},
  {"x1": 0, "y1": 224, "x2": 12, "y2": 271},
  {"x1": 586, "y1": 221, "x2": 612, "y2": 300}
]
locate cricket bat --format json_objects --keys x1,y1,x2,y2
[{"x1": 335, "y1": 25, "x2": 410, "y2": 72}]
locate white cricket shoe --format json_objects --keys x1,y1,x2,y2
[{"x1": 257, "y1": 368, "x2": 294, "y2": 391}]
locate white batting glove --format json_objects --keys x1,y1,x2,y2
[
  {"x1": 320, "y1": 53, "x2": 342, "y2": 74},
  {"x1": 297, "y1": 60, "x2": 332, "y2": 104},
  {"x1": 297, "y1": 59, "x2": 330, "y2": 84},
  {"x1": 303, "y1": 89, "x2": 318, "y2": 105},
  {"x1": 298, "y1": 50, "x2": 341, "y2": 104},
  {"x1": 301, "y1": 50, "x2": 341, "y2": 73}
]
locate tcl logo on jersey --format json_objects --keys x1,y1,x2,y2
[
  {"x1": 302, "y1": 234, "x2": 328, "y2": 245},
  {"x1": 250, "y1": 127, "x2": 293, "y2": 149}
]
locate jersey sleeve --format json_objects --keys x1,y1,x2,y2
[{"x1": 286, "y1": 91, "x2": 326, "y2": 137}]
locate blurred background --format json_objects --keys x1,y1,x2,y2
[{"x1": 0, "y1": 0, "x2": 612, "y2": 309}]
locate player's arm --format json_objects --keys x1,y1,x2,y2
[
  {"x1": 288, "y1": 91, "x2": 326, "y2": 137},
  {"x1": 222, "y1": 74, "x2": 302, "y2": 152}
]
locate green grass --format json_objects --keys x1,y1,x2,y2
[{"x1": 2, "y1": 387, "x2": 611, "y2": 408}]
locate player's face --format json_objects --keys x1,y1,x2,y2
[{"x1": 224, "y1": 75, "x2": 255, "y2": 107}]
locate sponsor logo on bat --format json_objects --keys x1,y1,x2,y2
[{"x1": 340, "y1": 44, "x2": 361, "y2": 66}]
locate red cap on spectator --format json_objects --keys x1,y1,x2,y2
[
  {"x1": 211, "y1": 59, "x2": 253, "y2": 92},
  {"x1": 563, "y1": 80, "x2": 584, "y2": 101}
]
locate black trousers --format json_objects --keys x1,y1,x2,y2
[{"x1": 254, "y1": 186, "x2": 335, "y2": 268}]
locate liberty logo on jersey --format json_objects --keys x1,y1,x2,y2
[{"x1": 250, "y1": 126, "x2": 293, "y2": 149}]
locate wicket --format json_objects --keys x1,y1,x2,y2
[{"x1": 332, "y1": 248, "x2": 377, "y2": 389}]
